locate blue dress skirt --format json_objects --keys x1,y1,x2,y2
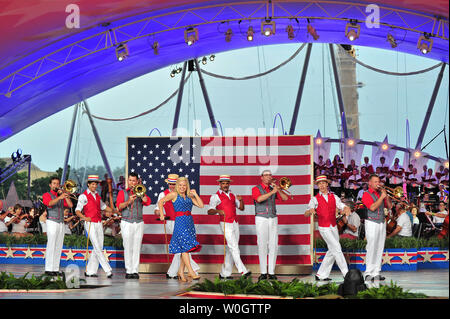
[{"x1": 168, "y1": 195, "x2": 201, "y2": 254}]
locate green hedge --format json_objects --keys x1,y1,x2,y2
[
  {"x1": 0, "y1": 234, "x2": 123, "y2": 249},
  {"x1": 315, "y1": 237, "x2": 449, "y2": 250},
  {"x1": 189, "y1": 276, "x2": 427, "y2": 299},
  {"x1": 0, "y1": 271, "x2": 67, "y2": 290}
]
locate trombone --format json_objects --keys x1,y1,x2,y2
[
  {"x1": 271, "y1": 177, "x2": 293, "y2": 198},
  {"x1": 132, "y1": 184, "x2": 147, "y2": 198},
  {"x1": 378, "y1": 185, "x2": 410, "y2": 206},
  {"x1": 57, "y1": 179, "x2": 79, "y2": 200}
]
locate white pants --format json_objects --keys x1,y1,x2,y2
[
  {"x1": 45, "y1": 220, "x2": 65, "y2": 272},
  {"x1": 84, "y1": 221, "x2": 112, "y2": 275},
  {"x1": 255, "y1": 216, "x2": 278, "y2": 275},
  {"x1": 317, "y1": 225, "x2": 348, "y2": 279},
  {"x1": 121, "y1": 220, "x2": 144, "y2": 274},
  {"x1": 220, "y1": 221, "x2": 248, "y2": 277},
  {"x1": 364, "y1": 220, "x2": 386, "y2": 278},
  {"x1": 165, "y1": 220, "x2": 200, "y2": 277}
]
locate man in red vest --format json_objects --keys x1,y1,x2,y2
[
  {"x1": 208, "y1": 175, "x2": 251, "y2": 279},
  {"x1": 155, "y1": 173, "x2": 200, "y2": 279},
  {"x1": 116, "y1": 172, "x2": 151, "y2": 279},
  {"x1": 75, "y1": 174, "x2": 114, "y2": 278},
  {"x1": 305, "y1": 175, "x2": 351, "y2": 281}
]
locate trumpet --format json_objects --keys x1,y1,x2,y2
[
  {"x1": 378, "y1": 185, "x2": 404, "y2": 200},
  {"x1": 132, "y1": 183, "x2": 147, "y2": 198}
]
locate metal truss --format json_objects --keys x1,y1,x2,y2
[
  {"x1": 1, "y1": 0, "x2": 448, "y2": 97},
  {"x1": 0, "y1": 155, "x2": 32, "y2": 185}
]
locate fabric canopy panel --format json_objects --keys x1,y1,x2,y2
[{"x1": 0, "y1": 0, "x2": 448, "y2": 142}]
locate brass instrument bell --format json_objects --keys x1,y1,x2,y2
[
  {"x1": 278, "y1": 177, "x2": 292, "y2": 190},
  {"x1": 133, "y1": 184, "x2": 147, "y2": 197}
]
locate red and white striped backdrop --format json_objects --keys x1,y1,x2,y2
[{"x1": 139, "y1": 135, "x2": 313, "y2": 265}]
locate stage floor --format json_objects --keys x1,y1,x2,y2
[{"x1": 0, "y1": 265, "x2": 448, "y2": 299}]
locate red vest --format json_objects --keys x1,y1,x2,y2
[
  {"x1": 163, "y1": 189, "x2": 176, "y2": 220},
  {"x1": 216, "y1": 191, "x2": 237, "y2": 223},
  {"x1": 315, "y1": 193, "x2": 337, "y2": 227},
  {"x1": 82, "y1": 190, "x2": 102, "y2": 223}
]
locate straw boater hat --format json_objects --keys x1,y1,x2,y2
[
  {"x1": 87, "y1": 175, "x2": 101, "y2": 183},
  {"x1": 314, "y1": 175, "x2": 331, "y2": 185},
  {"x1": 217, "y1": 175, "x2": 233, "y2": 183},
  {"x1": 164, "y1": 174, "x2": 179, "y2": 184}
]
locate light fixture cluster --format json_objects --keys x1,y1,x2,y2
[
  {"x1": 343, "y1": 19, "x2": 434, "y2": 55},
  {"x1": 169, "y1": 55, "x2": 215, "y2": 78},
  {"x1": 115, "y1": 43, "x2": 129, "y2": 61},
  {"x1": 170, "y1": 67, "x2": 183, "y2": 78}
]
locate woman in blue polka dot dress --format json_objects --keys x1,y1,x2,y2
[{"x1": 158, "y1": 177, "x2": 204, "y2": 281}]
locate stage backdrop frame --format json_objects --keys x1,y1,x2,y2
[{"x1": 125, "y1": 135, "x2": 314, "y2": 275}]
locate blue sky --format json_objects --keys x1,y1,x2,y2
[{"x1": 0, "y1": 43, "x2": 448, "y2": 173}]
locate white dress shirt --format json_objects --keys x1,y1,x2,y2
[{"x1": 75, "y1": 189, "x2": 107, "y2": 212}]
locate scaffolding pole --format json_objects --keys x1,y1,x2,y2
[
  {"x1": 289, "y1": 43, "x2": 313, "y2": 135},
  {"x1": 172, "y1": 61, "x2": 188, "y2": 136},
  {"x1": 83, "y1": 100, "x2": 116, "y2": 187},
  {"x1": 194, "y1": 59, "x2": 219, "y2": 136},
  {"x1": 62, "y1": 103, "x2": 79, "y2": 183}
]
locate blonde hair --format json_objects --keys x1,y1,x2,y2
[{"x1": 175, "y1": 177, "x2": 192, "y2": 198}]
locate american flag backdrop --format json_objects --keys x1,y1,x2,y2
[{"x1": 126, "y1": 135, "x2": 313, "y2": 266}]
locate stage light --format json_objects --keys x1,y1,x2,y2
[
  {"x1": 347, "y1": 139, "x2": 355, "y2": 147},
  {"x1": 115, "y1": 43, "x2": 129, "y2": 61},
  {"x1": 315, "y1": 138, "x2": 323, "y2": 145},
  {"x1": 209, "y1": 54, "x2": 215, "y2": 61},
  {"x1": 170, "y1": 70, "x2": 176, "y2": 78},
  {"x1": 247, "y1": 26, "x2": 254, "y2": 41},
  {"x1": 307, "y1": 23, "x2": 319, "y2": 40},
  {"x1": 176, "y1": 67, "x2": 182, "y2": 74},
  {"x1": 201, "y1": 56, "x2": 208, "y2": 65},
  {"x1": 152, "y1": 41, "x2": 159, "y2": 55},
  {"x1": 185, "y1": 27, "x2": 199, "y2": 46},
  {"x1": 286, "y1": 25, "x2": 295, "y2": 40},
  {"x1": 261, "y1": 19, "x2": 275, "y2": 37},
  {"x1": 16, "y1": 149, "x2": 22, "y2": 157},
  {"x1": 11, "y1": 152, "x2": 17, "y2": 162},
  {"x1": 417, "y1": 34, "x2": 433, "y2": 54},
  {"x1": 225, "y1": 28, "x2": 233, "y2": 42},
  {"x1": 387, "y1": 34, "x2": 397, "y2": 48},
  {"x1": 414, "y1": 150, "x2": 421, "y2": 158},
  {"x1": 345, "y1": 21, "x2": 360, "y2": 41},
  {"x1": 444, "y1": 161, "x2": 449, "y2": 169},
  {"x1": 381, "y1": 143, "x2": 389, "y2": 151}
]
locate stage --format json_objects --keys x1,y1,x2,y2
[{"x1": 0, "y1": 264, "x2": 447, "y2": 299}]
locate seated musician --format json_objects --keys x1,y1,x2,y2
[
  {"x1": 0, "y1": 208, "x2": 10, "y2": 235},
  {"x1": 64, "y1": 208, "x2": 80, "y2": 235},
  {"x1": 422, "y1": 168, "x2": 438, "y2": 195},
  {"x1": 425, "y1": 201, "x2": 448, "y2": 228},
  {"x1": 357, "y1": 183, "x2": 368, "y2": 201},
  {"x1": 349, "y1": 159, "x2": 358, "y2": 171},
  {"x1": 375, "y1": 167, "x2": 387, "y2": 186},
  {"x1": 361, "y1": 156, "x2": 374, "y2": 174},
  {"x1": 436, "y1": 165, "x2": 445, "y2": 181},
  {"x1": 5, "y1": 204, "x2": 33, "y2": 238},
  {"x1": 439, "y1": 168, "x2": 449, "y2": 187},
  {"x1": 406, "y1": 167, "x2": 421, "y2": 198},
  {"x1": 377, "y1": 156, "x2": 390, "y2": 175},
  {"x1": 339, "y1": 202, "x2": 361, "y2": 240},
  {"x1": 436, "y1": 184, "x2": 448, "y2": 203},
  {"x1": 388, "y1": 159, "x2": 404, "y2": 188},
  {"x1": 386, "y1": 203, "x2": 412, "y2": 238},
  {"x1": 315, "y1": 155, "x2": 326, "y2": 174},
  {"x1": 345, "y1": 169, "x2": 361, "y2": 200},
  {"x1": 329, "y1": 167, "x2": 342, "y2": 195},
  {"x1": 332, "y1": 154, "x2": 345, "y2": 171},
  {"x1": 360, "y1": 166, "x2": 370, "y2": 184}
]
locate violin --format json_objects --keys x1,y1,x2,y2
[
  {"x1": 385, "y1": 209, "x2": 397, "y2": 235},
  {"x1": 336, "y1": 215, "x2": 347, "y2": 234}
]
